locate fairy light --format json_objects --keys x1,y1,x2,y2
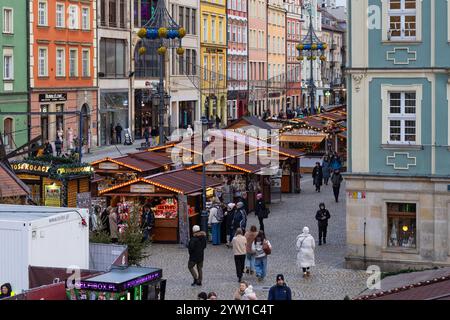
[{"x1": 92, "y1": 157, "x2": 143, "y2": 172}]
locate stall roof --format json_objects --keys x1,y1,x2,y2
[
  {"x1": 279, "y1": 135, "x2": 326, "y2": 143},
  {"x1": 91, "y1": 151, "x2": 172, "y2": 173},
  {"x1": 226, "y1": 116, "x2": 274, "y2": 131},
  {"x1": 146, "y1": 169, "x2": 222, "y2": 194},
  {"x1": 84, "y1": 266, "x2": 161, "y2": 284},
  {"x1": 0, "y1": 162, "x2": 30, "y2": 198},
  {"x1": 188, "y1": 155, "x2": 271, "y2": 174},
  {"x1": 100, "y1": 169, "x2": 222, "y2": 195}
]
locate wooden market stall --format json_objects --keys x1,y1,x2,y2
[
  {"x1": 10, "y1": 156, "x2": 93, "y2": 207},
  {"x1": 0, "y1": 161, "x2": 30, "y2": 204},
  {"x1": 98, "y1": 169, "x2": 222, "y2": 243},
  {"x1": 90, "y1": 151, "x2": 173, "y2": 197}
]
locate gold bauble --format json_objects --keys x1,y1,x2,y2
[
  {"x1": 138, "y1": 47, "x2": 147, "y2": 55},
  {"x1": 178, "y1": 28, "x2": 186, "y2": 38},
  {"x1": 296, "y1": 44, "x2": 304, "y2": 51},
  {"x1": 322, "y1": 43, "x2": 328, "y2": 50},
  {"x1": 311, "y1": 43, "x2": 318, "y2": 50},
  {"x1": 157, "y1": 46, "x2": 167, "y2": 55},
  {"x1": 137, "y1": 28, "x2": 147, "y2": 38},
  {"x1": 312, "y1": 56, "x2": 317, "y2": 60},
  {"x1": 320, "y1": 55, "x2": 326, "y2": 61},
  {"x1": 158, "y1": 27, "x2": 168, "y2": 38},
  {"x1": 297, "y1": 56, "x2": 304, "y2": 61},
  {"x1": 176, "y1": 47, "x2": 185, "y2": 55}
]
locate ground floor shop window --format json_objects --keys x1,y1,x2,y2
[
  {"x1": 387, "y1": 202, "x2": 416, "y2": 249},
  {"x1": 179, "y1": 101, "x2": 196, "y2": 129}
]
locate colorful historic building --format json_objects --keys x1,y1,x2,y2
[
  {"x1": 227, "y1": 0, "x2": 249, "y2": 120},
  {"x1": 200, "y1": 0, "x2": 227, "y2": 125},
  {"x1": 0, "y1": 0, "x2": 28, "y2": 150},
  {"x1": 29, "y1": 0, "x2": 98, "y2": 150},
  {"x1": 248, "y1": 0, "x2": 267, "y2": 117},
  {"x1": 346, "y1": 0, "x2": 450, "y2": 271},
  {"x1": 285, "y1": 0, "x2": 302, "y2": 112}
]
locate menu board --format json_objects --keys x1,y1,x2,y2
[
  {"x1": 44, "y1": 185, "x2": 61, "y2": 207},
  {"x1": 154, "y1": 198, "x2": 178, "y2": 219}
]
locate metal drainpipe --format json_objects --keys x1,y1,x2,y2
[{"x1": 363, "y1": 218, "x2": 367, "y2": 269}]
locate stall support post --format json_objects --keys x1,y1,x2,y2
[{"x1": 200, "y1": 116, "x2": 209, "y2": 233}]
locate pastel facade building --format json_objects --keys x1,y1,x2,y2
[
  {"x1": 29, "y1": 0, "x2": 98, "y2": 150},
  {"x1": 346, "y1": 0, "x2": 450, "y2": 271},
  {"x1": 227, "y1": 0, "x2": 249, "y2": 120}
]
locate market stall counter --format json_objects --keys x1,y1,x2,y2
[
  {"x1": 98, "y1": 169, "x2": 222, "y2": 243},
  {"x1": 67, "y1": 266, "x2": 165, "y2": 300}
]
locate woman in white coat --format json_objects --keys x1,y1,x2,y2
[{"x1": 296, "y1": 226, "x2": 315, "y2": 278}]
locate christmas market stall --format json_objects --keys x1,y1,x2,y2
[
  {"x1": 98, "y1": 169, "x2": 222, "y2": 243},
  {"x1": 10, "y1": 156, "x2": 93, "y2": 207},
  {"x1": 67, "y1": 266, "x2": 165, "y2": 300},
  {"x1": 90, "y1": 151, "x2": 173, "y2": 197}
]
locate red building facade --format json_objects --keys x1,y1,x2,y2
[
  {"x1": 29, "y1": 0, "x2": 98, "y2": 151},
  {"x1": 227, "y1": 0, "x2": 249, "y2": 120}
]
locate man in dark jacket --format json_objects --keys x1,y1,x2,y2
[
  {"x1": 312, "y1": 162, "x2": 323, "y2": 192},
  {"x1": 315, "y1": 203, "x2": 331, "y2": 245},
  {"x1": 188, "y1": 225, "x2": 207, "y2": 286},
  {"x1": 268, "y1": 274, "x2": 292, "y2": 300},
  {"x1": 226, "y1": 203, "x2": 236, "y2": 247},
  {"x1": 255, "y1": 193, "x2": 267, "y2": 231},
  {"x1": 331, "y1": 169, "x2": 343, "y2": 202},
  {"x1": 115, "y1": 123, "x2": 123, "y2": 144},
  {"x1": 141, "y1": 206, "x2": 155, "y2": 242},
  {"x1": 233, "y1": 202, "x2": 247, "y2": 233}
]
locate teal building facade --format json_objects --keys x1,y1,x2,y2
[{"x1": 346, "y1": 0, "x2": 450, "y2": 270}]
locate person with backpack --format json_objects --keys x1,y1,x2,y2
[
  {"x1": 255, "y1": 193, "x2": 268, "y2": 232},
  {"x1": 208, "y1": 203, "x2": 223, "y2": 245},
  {"x1": 331, "y1": 169, "x2": 344, "y2": 203},
  {"x1": 252, "y1": 231, "x2": 272, "y2": 281},
  {"x1": 233, "y1": 202, "x2": 247, "y2": 234}
]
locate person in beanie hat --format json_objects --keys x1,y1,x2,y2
[
  {"x1": 315, "y1": 203, "x2": 331, "y2": 245},
  {"x1": 268, "y1": 274, "x2": 292, "y2": 300},
  {"x1": 225, "y1": 203, "x2": 236, "y2": 247},
  {"x1": 188, "y1": 225, "x2": 207, "y2": 286}
]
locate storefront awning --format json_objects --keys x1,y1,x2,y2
[{"x1": 280, "y1": 135, "x2": 326, "y2": 143}]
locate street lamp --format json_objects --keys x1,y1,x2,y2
[
  {"x1": 137, "y1": 0, "x2": 185, "y2": 146},
  {"x1": 200, "y1": 115, "x2": 209, "y2": 232},
  {"x1": 296, "y1": 0, "x2": 327, "y2": 115}
]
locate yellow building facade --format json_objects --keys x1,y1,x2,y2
[
  {"x1": 200, "y1": 0, "x2": 227, "y2": 125},
  {"x1": 267, "y1": 0, "x2": 286, "y2": 115}
]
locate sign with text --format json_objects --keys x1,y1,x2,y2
[
  {"x1": 12, "y1": 162, "x2": 51, "y2": 175},
  {"x1": 99, "y1": 162, "x2": 120, "y2": 170},
  {"x1": 205, "y1": 164, "x2": 227, "y2": 172},
  {"x1": 39, "y1": 93, "x2": 67, "y2": 102},
  {"x1": 44, "y1": 185, "x2": 61, "y2": 207},
  {"x1": 130, "y1": 184, "x2": 155, "y2": 194}
]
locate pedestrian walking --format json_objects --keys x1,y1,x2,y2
[
  {"x1": 331, "y1": 169, "x2": 343, "y2": 202},
  {"x1": 225, "y1": 203, "x2": 236, "y2": 247},
  {"x1": 296, "y1": 226, "x2": 316, "y2": 278},
  {"x1": 215, "y1": 115, "x2": 221, "y2": 128},
  {"x1": 115, "y1": 123, "x2": 123, "y2": 144},
  {"x1": 330, "y1": 152, "x2": 342, "y2": 171},
  {"x1": 233, "y1": 202, "x2": 247, "y2": 233},
  {"x1": 234, "y1": 281, "x2": 257, "y2": 300},
  {"x1": 188, "y1": 225, "x2": 207, "y2": 286},
  {"x1": 322, "y1": 155, "x2": 332, "y2": 186},
  {"x1": 109, "y1": 208, "x2": 119, "y2": 243},
  {"x1": 151, "y1": 126, "x2": 159, "y2": 146},
  {"x1": 244, "y1": 225, "x2": 258, "y2": 275},
  {"x1": 55, "y1": 137, "x2": 63, "y2": 157},
  {"x1": 255, "y1": 193, "x2": 268, "y2": 232},
  {"x1": 315, "y1": 203, "x2": 331, "y2": 245},
  {"x1": 101, "y1": 207, "x2": 111, "y2": 235},
  {"x1": 268, "y1": 274, "x2": 292, "y2": 301},
  {"x1": 43, "y1": 140, "x2": 53, "y2": 156},
  {"x1": 232, "y1": 228, "x2": 247, "y2": 282},
  {"x1": 208, "y1": 205, "x2": 222, "y2": 245},
  {"x1": 312, "y1": 162, "x2": 323, "y2": 192},
  {"x1": 143, "y1": 127, "x2": 150, "y2": 146},
  {"x1": 141, "y1": 205, "x2": 155, "y2": 242},
  {"x1": 252, "y1": 231, "x2": 272, "y2": 281}
]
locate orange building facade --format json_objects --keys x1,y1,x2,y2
[{"x1": 29, "y1": 0, "x2": 98, "y2": 152}]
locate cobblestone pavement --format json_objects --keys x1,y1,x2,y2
[
  {"x1": 142, "y1": 178, "x2": 369, "y2": 300},
  {"x1": 82, "y1": 139, "x2": 146, "y2": 163}
]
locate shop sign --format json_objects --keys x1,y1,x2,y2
[
  {"x1": 285, "y1": 129, "x2": 324, "y2": 136},
  {"x1": 39, "y1": 93, "x2": 67, "y2": 102},
  {"x1": 99, "y1": 162, "x2": 120, "y2": 170},
  {"x1": 206, "y1": 164, "x2": 227, "y2": 172},
  {"x1": 348, "y1": 192, "x2": 366, "y2": 200},
  {"x1": 56, "y1": 166, "x2": 94, "y2": 175},
  {"x1": 44, "y1": 184, "x2": 61, "y2": 207},
  {"x1": 130, "y1": 184, "x2": 155, "y2": 193},
  {"x1": 12, "y1": 162, "x2": 51, "y2": 174}
]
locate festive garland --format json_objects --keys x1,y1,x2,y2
[{"x1": 11, "y1": 158, "x2": 93, "y2": 180}]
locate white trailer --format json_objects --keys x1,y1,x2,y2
[{"x1": 0, "y1": 205, "x2": 89, "y2": 293}]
